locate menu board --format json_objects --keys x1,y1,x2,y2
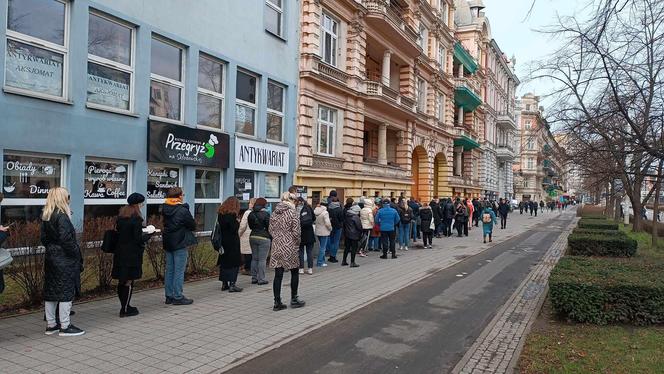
[
  {"x1": 84, "y1": 160, "x2": 128, "y2": 200},
  {"x1": 234, "y1": 171, "x2": 254, "y2": 202},
  {"x1": 3, "y1": 154, "x2": 62, "y2": 198},
  {"x1": 147, "y1": 165, "x2": 180, "y2": 200}
]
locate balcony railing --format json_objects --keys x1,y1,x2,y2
[
  {"x1": 449, "y1": 175, "x2": 479, "y2": 188},
  {"x1": 497, "y1": 143, "x2": 514, "y2": 153},
  {"x1": 316, "y1": 60, "x2": 350, "y2": 84},
  {"x1": 362, "y1": 0, "x2": 419, "y2": 44},
  {"x1": 359, "y1": 160, "x2": 407, "y2": 179},
  {"x1": 364, "y1": 79, "x2": 416, "y2": 112}
]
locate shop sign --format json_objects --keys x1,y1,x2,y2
[
  {"x1": 235, "y1": 137, "x2": 288, "y2": 174},
  {"x1": 147, "y1": 165, "x2": 180, "y2": 200},
  {"x1": 148, "y1": 121, "x2": 229, "y2": 168},
  {"x1": 3, "y1": 154, "x2": 62, "y2": 199},
  {"x1": 292, "y1": 185, "x2": 308, "y2": 199},
  {"x1": 84, "y1": 161, "x2": 128, "y2": 199},
  {"x1": 87, "y1": 72, "x2": 130, "y2": 109},
  {"x1": 5, "y1": 40, "x2": 63, "y2": 96}
]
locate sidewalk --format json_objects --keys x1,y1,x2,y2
[{"x1": 0, "y1": 210, "x2": 567, "y2": 374}]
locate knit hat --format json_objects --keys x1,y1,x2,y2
[{"x1": 127, "y1": 193, "x2": 145, "y2": 205}]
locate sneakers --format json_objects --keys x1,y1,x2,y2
[
  {"x1": 251, "y1": 279, "x2": 259, "y2": 284},
  {"x1": 221, "y1": 282, "x2": 230, "y2": 291},
  {"x1": 165, "y1": 297, "x2": 173, "y2": 305},
  {"x1": 171, "y1": 297, "x2": 194, "y2": 305},
  {"x1": 391, "y1": 254, "x2": 398, "y2": 259},
  {"x1": 328, "y1": 257, "x2": 339, "y2": 263},
  {"x1": 45, "y1": 324, "x2": 60, "y2": 335},
  {"x1": 290, "y1": 297, "x2": 306, "y2": 309},
  {"x1": 379, "y1": 255, "x2": 388, "y2": 259},
  {"x1": 306, "y1": 268, "x2": 313, "y2": 275},
  {"x1": 320, "y1": 263, "x2": 328, "y2": 267},
  {"x1": 257, "y1": 280, "x2": 270, "y2": 285},
  {"x1": 404, "y1": 246, "x2": 409, "y2": 251},
  {"x1": 298, "y1": 268, "x2": 305, "y2": 274},
  {"x1": 341, "y1": 261, "x2": 349, "y2": 266},
  {"x1": 350, "y1": 263, "x2": 359, "y2": 268},
  {"x1": 273, "y1": 298, "x2": 287, "y2": 311},
  {"x1": 228, "y1": 283, "x2": 243, "y2": 293},
  {"x1": 59, "y1": 324, "x2": 85, "y2": 337}
]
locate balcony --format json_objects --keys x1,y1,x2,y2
[
  {"x1": 449, "y1": 175, "x2": 480, "y2": 189},
  {"x1": 362, "y1": 0, "x2": 420, "y2": 57},
  {"x1": 453, "y1": 42, "x2": 478, "y2": 74},
  {"x1": 496, "y1": 112, "x2": 517, "y2": 131},
  {"x1": 454, "y1": 78, "x2": 482, "y2": 112},
  {"x1": 496, "y1": 143, "x2": 515, "y2": 161},
  {"x1": 359, "y1": 161, "x2": 408, "y2": 179},
  {"x1": 452, "y1": 127, "x2": 480, "y2": 151},
  {"x1": 315, "y1": 60, "x2": 350, "y2": 86},
  {"x1": 364, "y1": 79, "x2": 416, "y2": 114}
]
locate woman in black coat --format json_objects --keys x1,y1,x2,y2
[
  {"x1": 297, "y1": 198, "x2": 315, "y2": 274},
  {"x1": 217, "y1": 196, "x2": 242, "y2": 292},
  {"x1": 419, "y1": 202, "x2": 434, "y2": 248},
  {"x1": 41, "y1": 187, "x2": 85, "y2": 336},
  {"x1": 113, "y1": 193, "x2": 154, "y2": 318}
]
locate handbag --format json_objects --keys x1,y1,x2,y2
[
  {"x1": 210, "y1": 218, "x2": 224, "y2": 255},
  {"x1": 101, "y1": 230, "x2": 118, "y2": 254},
  {"x1": 0, "y1": 247, "x2": 13, "y2": 269},
  {"x1": 430, "y1": 220, "x2": 435, "y2": 230}
]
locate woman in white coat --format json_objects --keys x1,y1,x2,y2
[
  {"x1": 314, "y1": 201, "x2": 332, "y2": 268},
  {"x1": 238, "y1": 198, "x2": 255, "y2": 275},
  {"x1": 359, "y1": 199, "x2": 375, "y2": 255}
]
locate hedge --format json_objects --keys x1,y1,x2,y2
[
  {"x1": 572, "y1": 228, "x2": 623, "y2": 236},
  {"x1": 578, "y1": 220, "x2": 620, "y2": 230},
  {"x1": 550, "y1": 256, "x2": 664, "y2": 325},
  {"x1": 568, "y1": 232, "x2": 637, "y2": 257}
]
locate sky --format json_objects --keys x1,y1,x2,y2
[{"x1": 482, "y1": 0, "x2": 593, "y2": 108}]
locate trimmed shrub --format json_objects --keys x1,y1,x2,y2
[
  {"x1": 550, "y1": 256, "x2": 664, "y2": 325},
  {"x1": 578, "y1": 220, "x2": 619, "y2": 230},
  {"x1": 572, "y1": 228, "x2": 623, "y2": 236},
  {"x1": 568, "y1": 232, "x2": 637, "y2": 257}
]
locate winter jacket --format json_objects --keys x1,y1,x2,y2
[
  {"x1": 360, "y1": 200, "x2": 375, "y2": 230},
  {"x1": 238, "y1": 209, "x2": 252, "y2": 255},
  {"x1": 398, "y1": 205, "x2": 413, "y2": 224},
  {"x1": 443, "y1": 201, "x2": 456, "y2": 220},
  {"x1": 328, "y1": 202, "x2": 344, "y2": 230},
  {"x1": 248, "y1": 204, "x2": 271, "y2": 239},
  {"x1": 455, "y1": 203, "x2": 468, "y2": 223},
  {"x1": 41, "y1": 211, "x2": 83, "y2": 302},
  {"x1": 343, "y1": 206, "x2": 363, "y2": 241},
  {"x1": 481, "y1": 208, "x2": 497, "y2": 235},
  {"x1": 112, "y1": 216, "x2": 150, "y2": 280},
  {"x1": 431, "y1": 201, "x2": 442, "y2": 222},
  {"x1": 314, "y1": 206, "x2": 332, "y2": 236},
  {"x1": 299, "y1": 204, "x2": 316, "y2": 245},
  {"x1": 375, "y1": 204, "x2": 400, "y2": 232},
  {"x1": 498, "y1": 202, "x2": 510, "y2": 216},
  {"x1": 161, "y1": 203, "x2": 197, "y2": 251},
  {"x1": 217, "y1": 213, "x2": 242, "y2": 269},
  {"x1": 419, "y1": 206, "x2": 433, "y2": 233},
  {"x1": 466, "y1": 201, "x2": 474, "y2": 220},
  {"x1": 268, "y1": 202, "x2": 301, "y2": 269},
  {"x1": 408, "y1": 200, "x2": 420, "y2": 218}
]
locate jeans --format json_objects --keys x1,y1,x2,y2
[
  {"x1": 380, "y1": 231, "x2": 396, "y2": 256},
  {"x1": 398, "y1": 223, "x2": 411, "y2": 247},
  {"x1": 435, "y1": 221, "x2": 444, "y2": 236},
  {"x1": 411, "y1": 221, "x2": 419, "y2": 241},
  {"x1": 273, "y1": 267, "x2": 299, "y2": 302},
  {"x1": 326, "y1": 228, "x2": 342, "y2": 258},
  {"x1": 45, "y1": 301, "x2": 72, "y2": 329},
  {"x1": 165, "y1": 248, "x2": 188, "y2": 300},
  {"x1": 369, "y1": 236, "x2": 380, "y2": 251},
  {"x1": 500, "y1": 214, "x2": 508, "y2": 229},
  {"x1": 316, "y1": 236, "x2": 329, "y2": 266},
  {"x1": 299, "y1": 242, "x2": 314, "y2": 269},
  {"x1": 443, "y1": 219, "x2": 453, "y2": 237},
  {"x1": 250, "y1": 237, "x2": 271, "y2": 283}
]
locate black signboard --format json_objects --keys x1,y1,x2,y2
[{"x1": 148, "y1": 121, "x2": 229, "y2": 168}]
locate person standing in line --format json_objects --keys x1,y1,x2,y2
[
  {"x1": 397, "y1": 200, "x2": 413, "y2": 251},
  {"x1": 238, "y1": 198, "x2": 255, "y2": 276},
  {"x1": 419, "y1": 201, "x2": 434, "y2": 249},
  {"x1": 326, "y1": 197, "x2": 344, "y2": 263},
  {"x1": 408, "y1": 197, "x2": 420, "y2": 244},
  {"x1": 498, "y1": 198, "x2": 510, "y2": 229},
  {"x1": 539, "y1": 200, "x2": 545, "y2": 214},
  {"x1": 466, "y1": 198, "x2": 474, "y2": 232},
  {"x1": 327, "y1": 190, "x2": 337, "y2": 204},
  {"x1": 342, "y1": 205, "x2": 362, "y2": 267},
  {"x1": 472, "y1": 198, "x2": 481, "y2": 227},
  {"x1": 454, "y1": 199, "x2": 468, "y2": 237},
  {"x1": 113, "y1": 193, "x2": 154, "y2": 318},
  {"x1": 162, "y1": 187, "x2": 197, "y2": 305},
  {"x1": 431, "y1": 198, "x2": 442, "y2": 238},
  {"x1": 443, "y1": 198, "x2": 455, "y2": 237},
  {"x1": 269, "y1": 192, "x2": 305, "y2": 311},
  {"x1": 533, "y1": 200, "x2": 539, "y2": 217},
  {"x1": 217, "y1": 197, "x2": 243, "y2": 293},
  {"x1": 360, "y1": 198, "x2": 375, "y2": 252},
  {"x1": 41, "y1": 187, "x2": 85, "y2": 336},
  {"x1": 481, "y1": 203, "x2": 498, "y2": 243},
  {"x1": 248, "y1": 198, "x2": 271, "y2": 285},
  {"x1": 297, "y1": 198, "x2": 315, "y2": 274},
  {"x1": 376, "y1": 200, "x2": 400, "y2": 259},
  {"x1": 314, "y1": 201, "x2": 332, "y2": 268}
]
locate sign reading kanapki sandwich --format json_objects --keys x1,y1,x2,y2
[{"x1": 148, "y1": 121, "x2": 229, "y2": 168}]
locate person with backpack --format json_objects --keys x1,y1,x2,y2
[
  {"x1": 375, "y1": 200, "x2": 400, "y2": 259},
  {"x1": 498, "y1": 198, "x2": 510, "y2": 229},
  {"x1": 481, "y1": 203, "x2": 498, "y2": 243},
  {"x1": 326, "y1": 197, "x2": 344, "y2": 263},
  {"x1": 297, "y1": 198, "x2": 315, "y2": 274},
  {"x1": 342, "y1": 205, "x2": 362, "y2": 267},
  {"x1": 397, "y1": 200, "x2": 413, "y2": 250},
  {"x1": 419, "y1": 201, "x2": 434, "y2": 249},
  {"x1": 248, "y1": 197, "x2": 271, "y2": 285},
  {"x1": 442, "y1": 198, "x2": 454, "y2": 237},
  {"x1": 162, "y1": 187, "x2": 197, "y2": 305},
  {"x1": 217, "y1": 197, "x2": 243, "y2": 293},
  {"x1": 472, "y1": 198, "x2": 481, "y2": 227}
]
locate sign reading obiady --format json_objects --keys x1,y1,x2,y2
[{"x1": 235, "y1": 137, "x2": 289, "y2": 174}]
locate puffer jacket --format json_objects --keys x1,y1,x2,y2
[
  {"x1": 375, "y1": 204, "x2": 400, "y2": 232},
  {"x1": 161, "y1": 203, "x2": 197, "y2": 251},
  {"x1": 360, "y1": 200, "x2": 375, "y2": 230},
  {"x1": 328, "y1": 202, "x2": 344, "y2": 229},
  {"x1": 419, "y1": 206, "x2": 433, "y2": 233},
  {"x1": 268, "y1": 202, "x2": 301, "y2": 269},
  {"x1": 314, "y1": 206, "x2": 332, "y2": 236},
  {"x1": 248, "y1": 204, "x2": 271, "y2": 239},
  {"x1": 343, "y1": 206, "x2": 363, "y2": 241},
  {"x1": 238, "y1": 209, "x2": 252, "y2": 254},
  {"x1": 41, "y1": 211, "x2": 83, "y2": 302}
]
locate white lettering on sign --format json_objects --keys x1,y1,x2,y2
[
  {"x1": 234, "y1": 137, "x2": 289, "y2": 173},
  {"x1": 165, "y1": 133, "x2": 206, "y2": 157},
  {"x1": 5, "y1": 161, "x2": 38, "y2": 175}
]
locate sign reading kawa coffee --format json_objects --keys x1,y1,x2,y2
[{"x1": 148, "y1": 121, "x2": 229, "y2": 168}]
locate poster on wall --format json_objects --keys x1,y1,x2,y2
[
  {"x1": 234, "y1": 171, "x2": 254, "y2": 202},
  {"x1": 3, "y1": 154, "x2": 62, "y2": 199},
  {"x1": 235, "y1": 137, "x2": 289, "y2": 174},
  {"x1": 147, "y1": 165, "x2": 180, "y2": 200},
  {"x1": 5, "y1": 40, "x2": 63, "y2": 96},
  {"x1": 84, "y1": 161, "x2": 128, "y2": 199},
  {"x1": 148, "y1": 121, "x2": 229, "y2": 168}
]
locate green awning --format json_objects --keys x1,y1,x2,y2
[
  {"x1": 454, "y1": 135, "x2": 480, "y2": 150},
  {"x1": 455, "y1": 85, "x2": 482, "y2": 111},
  {"x1": 453, "y1": 42, "x2": 478, "y2": 74}
]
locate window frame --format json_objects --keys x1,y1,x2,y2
[
  {"x1": 83, "y1": 157, "x2": 133, "y2": 206},
  {"x1": 194, "y1": 167, "x2": 223, "y2": 204},
  {"x1": 320, "y1": 11, "x2": 339, "y2": 67},
  {"x1": 86, "y1": 10, "x2": 136, "y2": 114},
  {"x1": 235, "y1": 69, "x2": 259, "y2": 137},
  {"x1": 438, "y1": 42, "x2": 446, "y2": 71},
  {"x1": 266, "y1": 80, "x2": 285, "y2": 143},
  {"x1": 146, "y1": 163, "x2": 182, "y2": 205},
  {"x1": 264, "y1": 173, "x2": 283, "y2": 200},
  {"x1": 416, "y1": 77, "x2": 426, "y2": 113},
  {"x1": 196, "y1": 53, "x2": 226, "y2": 132},
  {"x1": 317, "y1": 105, "x2": 337, "y2": 157},
  {"x1": 4, "y1": 0, "x2": 70, "y2": 102},
  {"x1": 437, "y1": 92, "x2": 445, "y2": 122},
  {"x1": 1, "y1": 151, "x2": 67, "y2": 207},
  {"x1": 264, "y1": 0, "x2": 284, "y2": 37},
  {"x1": 149, "y1": 35, "x2": 185, "y2": 124}
]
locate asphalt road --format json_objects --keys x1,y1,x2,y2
[{"x1": 226, "y1": 214, "x2": 574, "y2": 374}]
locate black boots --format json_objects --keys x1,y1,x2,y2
[
  {"x1": 290, "y1": 296, "x2": 306, "y2": 308},
  {"x1": 273, "y1": 297, "x2": 287, "y2": 311},
  {"x1": 118, "y1": 284, "x2": 138, "y2": 318},
  {"x1": 328, "y1": 256, "x2": 339, "y2": 263},
  {"x1": 221, "y1": 281, "x2": 229, "y2": 291},
  {"x1": 228, "y1": 283, "x2": 243, "y2": 292}
]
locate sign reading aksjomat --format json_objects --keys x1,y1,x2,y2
[
  {"x1": 148, "y1": 121, "x2": 229, "y2": 168},
  {"x1": 84, "y1": 160, "x2": 128, "y2": 199},
  {"x1": 3, "y1": 153, "x2": 62, "y2": 199}
]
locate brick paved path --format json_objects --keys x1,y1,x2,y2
[{"x1": 0, "y1": 210, "x2": 567, "y2": 374}]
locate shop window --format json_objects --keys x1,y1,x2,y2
[
  {"x1": 194, "y1": 169, "x2": 221, "y2": 200},
  {"x1": 235, "y1": 70, "x2": 258, "y2": 136},
  {"x1": 265, "y1": 0, "x2": 283, "y2": 37},
  {"x1": 5, "y1": 0, "x2": 68, "y2": 99},
  {"x1": 87, "y1": 12, "x2": 134, "y2": 112},
  {"x1": 234, "y1": 170, "x2": 254, "y2": 210},
  {"x1": 320, "y1": 12, "x2": 338, "y2": 66},
  {"x1": 267, "y1": 81, "x2": 285, "y2": 142},
  {"x1": 264, "y1": 173, "x2": 282, "y2": 199},
  {"x1": 150, "y1": 36, "x2": 184, "y2": 122},
  {"x1": 317, "y1": 105, "x2": 336, "y2": 156},
  {"x1": 194, "y1": 203, "x2": 219, "y2": 232},
  {"x1": 197, "y1": 54, "x2": 224, "y2": 130},
  {"x1": 83, "y1": 159, "x2": 130, "y2": 220},
  {"x1": 147, "y1": 164, "x2": 181, "y2": 202}
]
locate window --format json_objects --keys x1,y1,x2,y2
[
  {"x1": 267, "y1": 81, "x2": 285, "y2": 142},
  {"x1": 2, "y1": 152, "x2": 65, "y2": 223},
  {"x1": 418, "y1": 24, "x2": 428, "y2": 52},
  {"x1": 235, "y1": 70, "x2": 258, "y2": 136},
  {"x1": 265, "y1": 0, "x2": 283, "y2": 37},
  {"x1": 416, "y1": 77, "x2": 426, "y2": 113},
  {"x1": 146, "y1": 164, "x2": 181, "y2": 202},
  {"x1": 83, "y1": 159, "x2": 131, "y2": 219},
  {"x1": 194, "y1": 169, "x2": 221, "y2": 200},
  {"x1": 197, "y1": 54, "x2": 224, "y2": 130},
  {"x1": 437, "y1": 93, "x2": 445, "y2": 121},
  {"x1": 150, "y1": 36, "x2": 184, "y2": 122},
  {"x1": 320, "y1": 12, "x2": 338, "y2": 66},
  {"x1": 525, "y1": 120, "x2": 531, "y2": 129},
  {"x1": 527, "y1": 158, "x2": 534, "y2": 169},
  {"x1": 438, "y1": 43, "x2": 446, "y2": 71},
  {"x1": 317, "y1": 105, "x2": 337, "y2": 156},
  {"x1": 234, "y1": 170, "x2": 255, "y2": 209},
  {"x1": 87, "y1": 12, "x2": 134, "y2": 111},
  {"x1": 527, "y1": 139, "x2": 534, "y2": 150},
  {"x1": 264, "y1": 174, "x2": 282, "y2": 199},
  {"x1": 5, "y1": 0, "x2": 68, "y2": 99}
]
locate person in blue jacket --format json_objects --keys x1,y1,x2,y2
[
  {"x1": 375, "y1": 199, "x2": 400, "y2": 259},
  {"x1": 481, "y1": 203, "x2": 497, "y2": 243}
]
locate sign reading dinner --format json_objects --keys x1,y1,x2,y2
[
  {"x1": 235, "y1": 137, "x2": 289, "y2": 174},
  {"x1": 148, "y1": 121, "x2": 229, "y2": 168}
]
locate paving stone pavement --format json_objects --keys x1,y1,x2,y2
[
  {"x1": 0, "y1": 210, "x2": 568, "y2": 374},
  {"x1": 453, "y1": 212, "x2": 577, "y2": 374}
]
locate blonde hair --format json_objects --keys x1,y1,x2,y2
[
  {"x1": 42, "y1": 187, "x2": 71, "y2": 221},
  {"x1": 281, "y1": 192, "x2": 296, "y2": 202}
]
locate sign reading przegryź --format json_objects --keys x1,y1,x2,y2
[
  {"x1": 234, "y1": 136, "x2": 289, "y2": 174},
  {"x1": 148, "y1": 121, "x2": 229, "y2": 168}
]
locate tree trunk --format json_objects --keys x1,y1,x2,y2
[
  {"x1": 653, "y1": 161, "x2": 663, "y2": 247},
  {"x1": 606, "y1": 181, "x2": 615, "y2": 219},
  {"x1": 614, "y1": 194, "x2": 621, "y2": 221}
]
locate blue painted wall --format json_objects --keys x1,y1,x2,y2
[{"x1": 0, "y1": 0, "x2": 300, "y2": 228}]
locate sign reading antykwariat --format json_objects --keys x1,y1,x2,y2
[{"x1": 148, "y1": 121, "x2": 229, "y2": 168}]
